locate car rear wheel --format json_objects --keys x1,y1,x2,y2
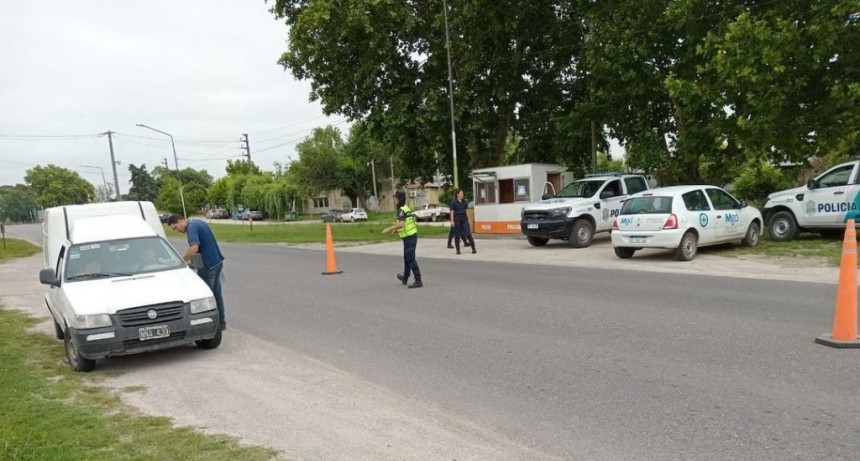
[
  {"x1": 675, "y1": 231, "x2": 698, "y2": 261},
  {"x1": 65, "y1": 332, "x2": 95, "y2": 372},
  {"x1": 569, "y1": 219, "x2": 594, "y2": 248},
  {"x1": 769, "y1": 211, "x2": 798, "y2": 241},
  {"x1": 742, "y1": 222, "x2": 761, "y2": 247},
  {"x1": 614, "y1": 247, "x2": 636, "y2": 259},
  {"x1": 196, "y1": 328, "x2": 222, "y2": 350},
  {"x1": 527, "y1": 236, "x2": 548, "y2": 247}
]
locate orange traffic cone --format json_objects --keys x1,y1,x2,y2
[
  {"x1": 322, "y1": 222, "x2": 342, "y2": 275},
  {"x1": 815, "y1": 219, "x2": 860, "y2": 348}
]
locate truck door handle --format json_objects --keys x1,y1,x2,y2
[
  {"x1": 716, "y1": 215, "x2": 722, "y2": 218},
  {"x1": 834, "y1": 191, "x2": 845, "y2": 195}
]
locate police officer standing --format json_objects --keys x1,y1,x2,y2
[
  {"x1": 450, "y1": 188, "x2": 476, "y2": 254},
  {"x1": 382, "y1": 189, "x2": 423, "y2": 288}
]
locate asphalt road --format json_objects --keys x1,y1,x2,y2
[{"x1": 4, "y1": 223, "x2": 859, "y2": 460}]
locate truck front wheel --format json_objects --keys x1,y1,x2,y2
[
  {"x1": 769, "y1": 211, "x2": 799, "y2": 241},
  {"x1": 65, "y1": 333, "x2": 95, "y2": 372},
  {"x1": 196, "y1": 328, "x2": 222, "y2": 350},
  {"x1": 569, "y1": 220, "x2": 594, "y2": 248},
  {"x1": 527, "y1": 236, "x2": 548, "y2": 247}
]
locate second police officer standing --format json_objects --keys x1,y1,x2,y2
[{"x1": 382, "y1": 189, "x2": 423, "y2": 288}]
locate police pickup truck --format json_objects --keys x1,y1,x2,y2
[
  {"x1": 520, "y1": 173, "x2": 650, "y2": 247},
  {"x1": 763, "y1": 159, "x2": 860, "y2": 241}
]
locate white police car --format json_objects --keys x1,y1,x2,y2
[
  {"x1": 611, "y1": 185, "x2": 763, "y2": 261},
  {"x1": 763, "y1": 159, "x2": 860, "y2": 241}
]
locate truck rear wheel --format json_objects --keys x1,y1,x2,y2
[
  {"x1": 65, "y1": 333, "x2": 95, "y2": 372},
  {"x1": 769, "y1": 211, "x2": 798, "y2": 241},
  {"x1": 569, "y1": 220, "x2": 594, "y2": 248},
  {"x1": 614, "y1": 247, "x2": 635, "y2": 259}
]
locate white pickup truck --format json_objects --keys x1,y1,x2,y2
[
  {"x1": 763, "y1": 159, "x2": 860, "y2": 240},
  {"x1": 412, "y1": 203, "x2": 451, "y2": 222}
]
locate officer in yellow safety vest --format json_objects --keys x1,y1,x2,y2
[{"x1": 382, "y1": 189, "x2": 423, "y2": 288}]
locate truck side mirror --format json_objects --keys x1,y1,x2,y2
[
  {"x1": 807, "y1": 179, "x2": 818, "y2": 190},
  {"x1": 39, "y1": 268, "x2": 59, "y2": 287},
  {"x1": 600, "y1": 190, "x2": 615, "y2": 199},
  {"x1": 541, "y1": 193, "x2": 554, "y2": 200}
]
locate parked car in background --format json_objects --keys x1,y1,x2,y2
[
  {"x1": 340, "y1": 208, "x2": 368, "y2": 222},
  {"x1": 244, "y1": 210, "x2": 264, "y2": 221},
  {"x1": 206, "y1": 208, "x2": 229, "y2": 219},
  {"x1": 232, "y1": 210, "x2": 244, "y2": 220},
  {"x1": 611, "y1": 185, "x2": 762, "y2": 261},
  {"x1": 321, "y1": 209, "x2": 344, "y2": 223},
  {"x1": 158, "y1": 213, "x2": 170, "y2": 223},
  {"x1": 412, "y1": 203, "x2": 450, "y2": 222}
]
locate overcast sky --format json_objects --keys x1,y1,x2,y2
[{"x1": 0, "y1": 0, "x2": 346, "y2": 193}]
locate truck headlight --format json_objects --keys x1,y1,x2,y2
[
  {"x1": 547, "y1": 207, "x2": 571, "y2": 218},
  {"x1": 190, "y1": 297, "x2": 217, "y2": 314},
  {"x1": 74, "y1": 314, "x2": 112, "y2": 329}
]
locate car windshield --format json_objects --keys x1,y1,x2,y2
[
  {"x1": 620, "y1": 196, "x2": 673, "y2": 215},
  {"x1": 555, "y1": 180, "x2": 604, "y2": 198},
  {"x1": 65, "y1": 236, "x2": 185, "y2": 281}
]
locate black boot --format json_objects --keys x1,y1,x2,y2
[
  {"x1": 471, "y1": 243, "x2": 477, "y2": 254},
  {"x1": 408, "y1": 279, "x2": 423, "y2": 288},
  {"x1": 447, "y1": 244, "x2": 454, "y2": 249},
  {"x1": 396, "y1": 273, "x2": 408, "y2": 285}
]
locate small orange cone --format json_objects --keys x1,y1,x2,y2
[
  {"x1": 815, "y1": 219, "x2": 860, "y2": 348},
  {"x1": 322, "y1": 222, "x2": 342, "y2": 275}
]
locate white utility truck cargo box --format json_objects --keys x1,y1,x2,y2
[{"x1": 39, "y1": 201, "x2": 221, "y2": 372}]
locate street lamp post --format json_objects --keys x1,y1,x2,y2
[
  {"x1": 79, "y1": 165, "x2": 108, "y2": 202},
  {"x1": 136, "y1": 124, "x2": 187, "y2": 218},
  {"x1": 368, "y1": 159, "x2": 378, "y2": 201},
  {"x1": 443, "y1": 0, "x2": 459, "y2": 189}
]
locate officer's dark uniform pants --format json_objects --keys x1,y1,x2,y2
[
  {"x1": 402, "y1": 234, "x2": 421, "y2": 280},
  {"x1": 454, "y1": 216, "x2": 475, "y2": 253}
]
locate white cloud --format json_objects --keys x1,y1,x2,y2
[{"x1": 0, "y1": 0, "x2": 344, "y2": 191}]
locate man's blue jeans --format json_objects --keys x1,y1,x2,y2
[
  {"x1": 402, "y1": 234, "x2": 421, "y2": 280},
  {"x1": 199, "y1": 261, "x2": 225, "y2": 328}
]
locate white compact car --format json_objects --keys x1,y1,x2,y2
[
  {"x1": 611, "y1": 185, "x2": 763, "y2": 261},
  {"x1": 340, "y1": 207, "x2": 368, "y2": 222}
]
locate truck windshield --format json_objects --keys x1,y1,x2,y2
[
  {"x1": 65, "y1": 236, "x2": 185, "y2": 281},
  {"x1": 555, "y1": 180, "x2": 604, "y2": 198}
]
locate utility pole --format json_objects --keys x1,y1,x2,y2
[
  {"x1": 162, "y1": 158, "x2": 169, "y2": 169},
  {"x1": 443, "y1": 0, "x2": 459, "y2": 189},
  {"x1": 241, "y1": 133, "x2": 252, "y2": 166},
  {"x1": 591, "y1": 121, "x2": 597, "y2": 172},
  {"x1": 99, "y1": 130, "x2": 122, "y2": 200}
]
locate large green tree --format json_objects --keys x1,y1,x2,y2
[
  {"x1": 0, "y1": 186, "x2": 38, "y2": 223},
  {"x1": 270, "y1": 0, "x2": 594, "y2": 183},
  {"x1": 24, "y1": 165, "x2": 94, "y2": 208},
  {"x1": 127, "y1": 164, "x2": 160, "y2": 202}
]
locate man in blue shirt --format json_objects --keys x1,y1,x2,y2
[{"x1": 168, "y1": 214, "x2": 227, "y2": 330}]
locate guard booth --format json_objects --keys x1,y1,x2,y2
[{"x1": 470, "y1": 163, "x2": 573, "y2": 234}]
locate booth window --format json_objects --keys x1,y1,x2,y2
[
  {"x1": 476, "y1": 182, "x2": 496, "y2": 204},
  {"x1": 497, "y1": 178, "x2": 530, "y2": 204}
]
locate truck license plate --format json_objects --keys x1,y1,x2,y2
[
  {"x1": 139, "y1": 324, "x2": 170, "y2": 341},
  {"x1": 630, "y1": 236, "x2": 647, "y2": 244},
  {"x1": 527, "y1": 223, "x2": 539, "y2": 229}
]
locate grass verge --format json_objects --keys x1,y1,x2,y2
[
  {"x1": 706, "y1": 231, "x2": 848, "y2": 266},
  {"x1": 173, "y1": 221, "x2": 451, "y2": 244},
  {"x1": 0, "y1": 238, "x2": 40, "y2": 261},
  {"x1": 0, "y1": 308, "x2": 280, "y2": 461}
]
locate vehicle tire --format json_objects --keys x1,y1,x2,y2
[
  {"x1": 675, "y1": 231, "x2": 698, "y2": 261},
  {"x1": 431, "y1": 214, "x2": 438, "y2": 222},
  {"x1": 569, "y1": 219, "x2": 594, "y2": 248},
  {"x1": 350, "y1": 217, "x2": 355, "y2": 223},
  {"x1": 742, "y1": 222, "x2": 761, "y2": 247},
  {"x1": 614, "y1": 247, "x2": 636, "y2": 259},
  {"x1": 64, "y1": 332, "x2": 95, "y2": 372},
  {"x1": 196, "y1": 328, "x2": 222, "y2": 350},
  {"x1": 769, "y1": 211, "x2": 799, "y2": 241},
  {"x1": 527, "y1": 236, "x2": 549, "y2": 247}
]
